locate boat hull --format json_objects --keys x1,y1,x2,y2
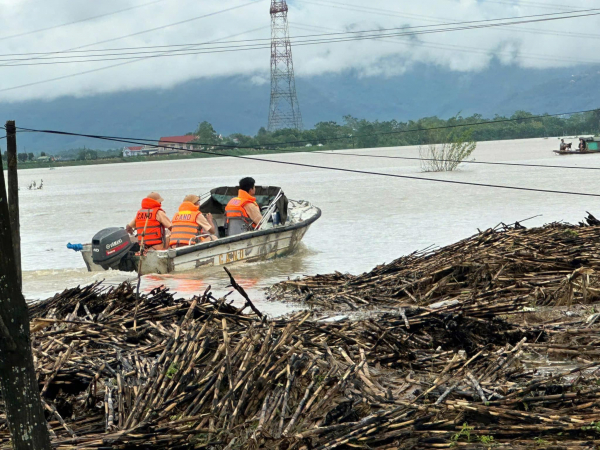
[
  {"x1": 553, "y1": 150, "x2": 600, "y2": 155},
  {"x1": 144, "y1": 225, "x2": 311, "y2": 274}
]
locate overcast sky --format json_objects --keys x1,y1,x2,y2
[{"x1": 0, "y1": 0, "x2": 597, "y2": 103}]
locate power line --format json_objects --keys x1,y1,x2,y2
[
  {"x1": 0, "y1": 25, "x2": 269, "y2": 93},
  {"x1": 0, "y1": 0, "x2": 264, "y2": 69},
  {"x1": 300, "y1": 0, "x2": 574, "y2": 22},
  {"x1": 290, "y1": 22, "x2": 600, "y2": 67},
  {"x1": 293, "y1": 1, "x2": 600, "y2": 43},
  {"x1": 2, "y1": 11, "x2": 600, "y2": 67},
  {"x1": 0, "y1": 0, "x2": 170, "y2": 42},
  {"x1": 62, "y1": 0, "x2": 264, "y2": 53},
  {"x1": 0, "y1": 6, "x2": 595, "y2": 60},
  {"x1": 1, "y1": 7, "x2": 599, "y2": 66},
  {"x1": 16, "y1": 125, "x2": 600, "y2": 198},
  {"x1": 288, "y1": 1, "x2": 600, "y2": 78},
  {"x1": 461, "y1": 0, "x2": 578, "y2": 11}
]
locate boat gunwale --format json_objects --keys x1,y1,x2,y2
[{"x1": 168, "y1": 206, "x2": 322, "y2": 258}]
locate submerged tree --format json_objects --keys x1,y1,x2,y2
[
  {"x1": 419, "y1": 128, "x2": 477, "y2": 172},
  {"x1": 0, "y1": 154, "x2": 51, "y2": 448}
]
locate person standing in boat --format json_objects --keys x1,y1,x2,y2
[
  {"x1": 579, "y1": 138, "x2": 587, "y2": 152},
  {"x1": 225, "y1": 177, "x2": 263, "y2": 236},
  {"x1": 126, "y1": 192, "x2": 172, "y2": 250},
  {"x1": 170, "y1": 194, "x2": 218, "y2": 248}
]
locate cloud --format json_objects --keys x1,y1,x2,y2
[
  {"x1": 0, "y1": 0, "x2": 597, "y2": 102},
  {"x1": 250, "y1": 74, "x2": 269, "y2": 85}
]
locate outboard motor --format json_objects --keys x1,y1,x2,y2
[{"x1": 92, "y1": 228, "x2": 136, "y2": 271}]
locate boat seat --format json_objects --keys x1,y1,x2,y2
[{"x1": 226, "y1": 218, "x2": 253, "y2": 237}]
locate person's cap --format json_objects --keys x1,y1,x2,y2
[
  {"x1": 147, "y1": 192, "x2": 164, "y2": 203},
  {"x1": 184, "y1": 194, "x2": 200, "y2": 204}
]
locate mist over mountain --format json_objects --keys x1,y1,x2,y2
[{"x1": 1, "y1": 61, "x2": 598, "y2": 153}]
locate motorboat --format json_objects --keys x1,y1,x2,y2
[
  {"x1": 554, "y1": 136, "x2": 600, "y2": 155},
  {"x1": 75, "y1": 186, "x2": 321, "y2": 275}
]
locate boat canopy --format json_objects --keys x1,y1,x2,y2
[
  {"x1": 201, "y1": 186, "x2": 289, "y2": 224},
  {"x1": 581, "y1": 137, "x2": 600, "y2": 150}
]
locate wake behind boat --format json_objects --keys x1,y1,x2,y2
[{"x1": 77, "y1": 186, "x2": 321, "y2": 275}]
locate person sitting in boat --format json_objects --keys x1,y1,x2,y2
[
  {"x1": 560, "y1": 139, "x2": 572, "y2": 151},
  {"x1": 126, "y1": 192, "x2": 172, "y2": 250},
  {"x1": 225, "y1": 177, "x2": 263, "y2": 236},
  {"x1": 579, "y1": 138, "x2": 587, "y2": 152},
  {"x1": 169, "y1": 194, "x2": 218, "y2": 248}
]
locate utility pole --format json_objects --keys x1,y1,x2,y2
[
  {"x1": 0, "y1": 132, "x2": 52, "y2": 449},
  {"x1": 5, "y1": 120, "x2": 21, "y2": 290},
  {"x1": 268, "y1": 0, "x2": 303, "y2": 132}
]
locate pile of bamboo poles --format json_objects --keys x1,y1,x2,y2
[
  {"x1": 269, "y1": 216, "x2": 600, "y2": 311},
  {"x1": 1, "y1": 274, "x2": 600, "y2": 448}
]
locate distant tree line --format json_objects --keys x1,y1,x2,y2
[
  {"x1": 190, "y1": 110, "x2": 600, "y2": 151},
  {"x1": 2, "y1": 111, "x2": 599, "y2": 162}
]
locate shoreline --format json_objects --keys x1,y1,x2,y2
[
  {"x1": 7, "y1": 134, "x2": 579, "y2": 171},
  {"x1": 7, "y1": 145, "x2": 334, "y2": 170}
]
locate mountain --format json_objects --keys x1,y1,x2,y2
[{"x1": 1, "y1": 60, "x2": 598, "y2": 152}]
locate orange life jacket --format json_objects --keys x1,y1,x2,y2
[
  {"x1": 225, "y1": 190, "x2": 259, "y2": 229},
  {"x1": 135, "y1": 198, "x2": 165, "y2": 247},
  {"x1": 170, "y1": 202, "x2": 208, "y2": 247}
]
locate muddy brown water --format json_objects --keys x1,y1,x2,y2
[{"x1": 6, "y1": 136, "x2": 598, "y2": 315}]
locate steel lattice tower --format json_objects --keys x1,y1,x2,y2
[{"x1": 268, "y1": 0, "x2": 303, "y2": 131}]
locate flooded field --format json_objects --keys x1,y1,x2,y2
[{"x1": 8, "y1": 136, "x2": 598, "y2": 311}]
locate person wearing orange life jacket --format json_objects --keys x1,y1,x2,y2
[
  {"x1": 225, "y1": 177, "x2": 263, "y2": 236},
  {"x1": 169, "y1": 194, "x2": 217, "y2": 248},
  {"x1": 126, "y1": 192, "x2": 172, "y2": 250}
]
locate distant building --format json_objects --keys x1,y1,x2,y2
[
  {"x1": 158, "y1": 135, "x2": 199, "y2": 153},
  {"x1": 37, "y1": 155, "x2": 54, "y2": 162},
  {"x1": 123, "y1": 146, "x2": 156, "y2": 158}
]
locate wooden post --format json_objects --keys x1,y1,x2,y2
[
  {"x1": 5, "y1": 120, "x2": 21, "y2": 290},
  {"x1": 0, "y1": 140, "x2": 52, "y2": 449}
]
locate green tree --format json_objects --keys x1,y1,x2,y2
[
  {"x1": 195, "y1": 121, "x2": 218, "y2": 145},
  {"x1": 40, "y1": 152, "x2": 46, "y2": 157},
  {"x1": 228, "y1": 133, "x2": 257, "y2": 148},
  {"x1": 357, "y1": 123, "x2": 379, "y2": 148},
  {"x1": 256, "y1": 127, "x2": 275, "y2": 147},
  {"x1": 27, "y1": 153, "x2": 34, "y2": 161},
  {"x1": 17, "y1": 153, "x2": 28, "y2": 162}
]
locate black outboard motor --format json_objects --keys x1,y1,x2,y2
[{"x1": 92, "y1": 228, "x2": 136, "y2": 271}]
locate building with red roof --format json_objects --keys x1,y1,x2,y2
[{"x1": 158, "y1": 135, "x2": 198, "y2": 152}]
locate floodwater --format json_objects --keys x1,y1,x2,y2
[{"x1": 7, "y1": 136, "x2": 599, "y2": 313}]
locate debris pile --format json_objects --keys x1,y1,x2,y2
[
  {"x1": 2, "y1": 219, "x2": 600, "y2": 448},
  {"x1": 0, "y1": 277, "x2": 598, "y2": 448},
  {"x1": 270, "y1": 217, "x2": 600, "y2": 311}
]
